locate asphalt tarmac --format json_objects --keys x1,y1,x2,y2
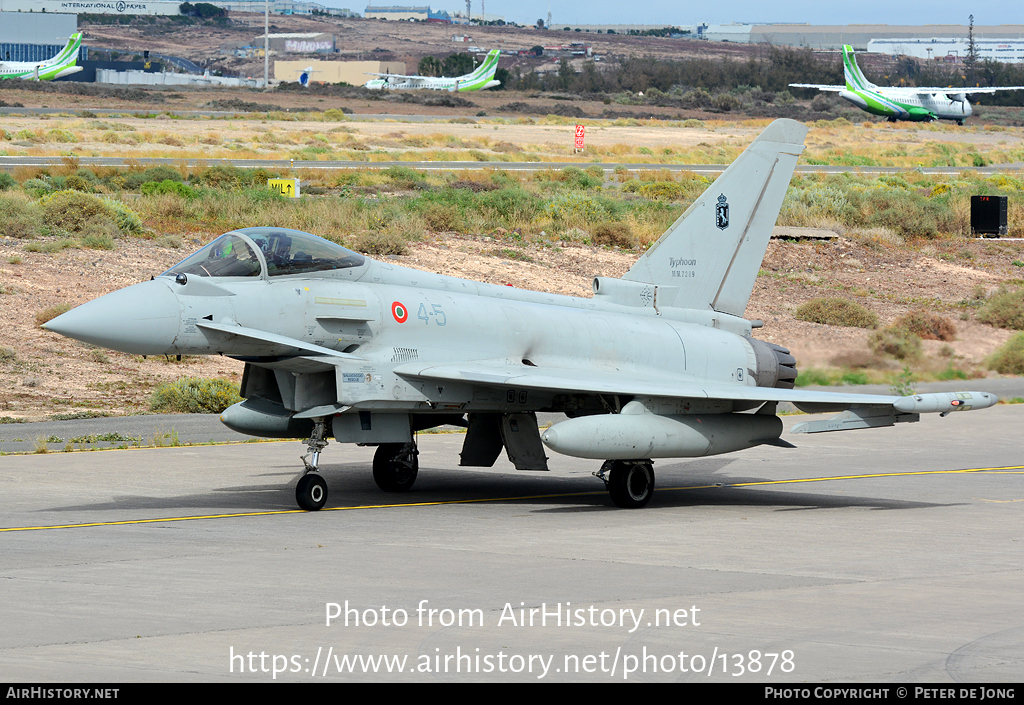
[{"x1": 1, "y1": 406, "x2": 1022, "y2": 683}]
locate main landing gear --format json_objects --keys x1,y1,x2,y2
[
  {"x1": 373, "y1": 442, "x2": 419, "y2": 492},
  {"x1": 596, "y1": 459, "x2": 656, "y2": 509}
]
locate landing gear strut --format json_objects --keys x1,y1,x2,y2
[
  {"x1": 596, "y1": 459, "x2": 655, "y2": 509},
  {"x1": 296, "y1": 418, "x2": 329, "y2": 511},
  {"x1": 373, "y1": 442, "x2": 419, "y2": 492}
]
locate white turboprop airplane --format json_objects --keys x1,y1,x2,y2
[
  {"x1": 0, "y1": 33, "x2": 83, "y2": 81},
  {"x1": 364, "y1": 49, "x2": 500, "y2": 91},
  {"x1": 791, "y1": 45, "x2": 1024, "y2": 125}
]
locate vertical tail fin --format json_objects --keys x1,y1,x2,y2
[
  {"x1": 49, "y1": 33, "x2": 81, "y2": 68},
  {"x1": 622, "y1": 118, "x2": 807, "y2": 317},
  {"x1": 843, "y1": 45, "x2": 875, "y2": 91},
  {"x1": 463, "y1": 49, "x2": 499, "y2": 81}
]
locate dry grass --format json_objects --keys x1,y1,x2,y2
[{"x1": 6, "y1": 113, "x2": 1019, "y2": 169}]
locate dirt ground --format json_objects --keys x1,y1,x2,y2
[
  {"x1": 2, "y1": 100, "x2": 1024, "y2": 420},
  {"x1": 2, "y1": 227, "x2": 1022, "y2": 421},
  {"x1": 77, "y1": 14, "x2": 757, "y2": 83}
]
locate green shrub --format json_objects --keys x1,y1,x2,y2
[
  {"x1": 0, "y1": 194, "x2": 42, "y2": 239},
  {"x1": 986, "y1": 333, "x2": 1024, "y2": 374},
  {"x1": 81, "y1": 232, "x2": 116, "y2": 250},
  {"x1": 978, "y1": 287, "x2": 1024, "y2": 330},
  {"x1": 119, "y1": 165, "x2": 184, "y2": 190},
  {"x1": 419, "y1": 203, "x2": 462, "y2": 232},
  {"x1": 637, "y1": 181, "x2": 689, "y2": 201},
  {"x1": 25, "y1": 238, "x2": 78, "y2": 253},
  {"x1": 141, "y1": 180, "x2": 198, "y2": 199},
  {"x1": 858, "y1": 189, "x2": 952, "y2": 239},
  {"x1": 795, "y1": 298, "x2": 878, "y2": 328},
  {"x1": 39, "y1": 190, "x2": 113, "y2": 233},
  {"x1": 592, "y1": 221, "x2": 638, "y2": 248},
  {"x1": 545, "y1": 191, "x2": 609, "y2": 227},
  {"x1": 21, "y1": 178, "x2": 52, "y2": 197},
  {"x1": 935, "y1": 366, "x2": 969, "y2": 381},
  {"x1": 557, "y1": 167, "x2": 602, "y2": 190},
  {"x1": 892, "y1": 310, "x2": 956, "y2": 341},
  {"x1": 840, "y1": 371, "x2": 869, "y2": 385},
  {"x1": 322, "y1": 108, "x2": 348, "y2": 122},
  {"x1": 794, "y1": 368, "x2": 833, "y2": 387},
  {"x1": 192, "y1": 165, "x2": 274, "y2": 190},
  {"x1": 383, "y1": 166, "x2": 426, "y2": 190},
  {"x1": 712, "y1": 93, "x2": 742, "y2": 112},
  {"x1": 36, "y1": 303, "x2": 73, "y2": 327},
  {"x1": 477, "y1": 187, "x2": 542, "y2": 226},
  {"x1": 149, "y1": 377, "x2": 242, "y2": 414},
  {"x1": 0, "y1": 173, "x2": 17, "y2": 191},
  {"x1": 350, "y1": 230, "x2": 409, "y2": 256},
  {"x1": 103, "y1": 199, "x2": 144, "y2": 235},
  {"x1": 869, "y1": 326, "x2": 922, "y2": 361},
  {"x1": 64, "y1": 174, "x2": 92, "y2": 192}
]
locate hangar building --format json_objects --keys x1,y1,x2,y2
[
  {"x1": 274, "y1": 59, "x2": 405, "y2": 84},
  {"x1": 701, "y1": 23, "x2": 1024, "y2": 51},
  {"x1": 0, "y1": 11, "x2": 77, "y2": 62}
]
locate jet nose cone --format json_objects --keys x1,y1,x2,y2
[{"x1": 43, "y1": 279, "x2": 180, "y2": 355}]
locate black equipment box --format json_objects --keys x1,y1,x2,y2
[{"x1": 971, "y1": 195, "x2": 1008, "y2": 237}]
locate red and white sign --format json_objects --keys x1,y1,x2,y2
[
  {"x1": 392, "y1": 301, "x2": 408, "y2": 323},
  {"x1": 574, "y1": 124, "x2": 585, "y2": 150}
]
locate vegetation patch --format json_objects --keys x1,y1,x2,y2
[
  {"x1": 0, "y1": 193, "x2": 43, "y2": 239},
  {"x1": 149, "y1": 377, "x2": 242, "y2": 414},
  {"x1": 35, "y1": 304, "x2": 73, "y2": 327},
  {"x1": 977, "y1": 287, "x2": 1024, "y2": 330},
  {"x1": 795, "y1": 298, "x2": 878, "y2": 328},
  {"x1": 891, "y1": 310, "x2": 956, "y2": 341},
  {"x1": 592, "y1": 221, "x2": 638, "y2": 249},
  {"x1": 986, "y1": 333, "x2": 1024, "y2": 375},
  {"x1": 869, "y1": 326, "x2": 923, "y2": 361}
]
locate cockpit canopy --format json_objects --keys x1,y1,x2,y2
[{"x1": 162, "y1": 228, "x2": 365, "y2": 279}]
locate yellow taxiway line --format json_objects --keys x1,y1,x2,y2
[{"x1": 2, "y1": 465, "x2": 1022, "y2": 533}]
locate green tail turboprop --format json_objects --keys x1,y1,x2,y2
[
  {"x1": 0, "y1": 33, "x2": 83, "y2": 81},
  {"x1": 791, "y1": 44, "x2": 1024, "y2": 125}
]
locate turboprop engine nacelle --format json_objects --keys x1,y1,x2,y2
[
  {"x1": 839, "y1": 90, "x2": 869, "y2": 110},
  {"x1": 540, "y1": 401, "x2": 783, "y2": 460}
]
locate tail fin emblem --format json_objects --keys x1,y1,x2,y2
[{"x1": 716, "y1": 194, "x2": 730, "y2": 230}]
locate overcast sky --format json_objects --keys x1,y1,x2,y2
[{"x1": 343, "y1": 2, "x2": 1024, "y2": 28}]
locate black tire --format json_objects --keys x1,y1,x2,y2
[
  {"x1": 607, "y1": 461, "x2": 655, "y2": 509},
  {"x1": 373, "y1": 443, "x2": 419, "y2": 492},
  {"x1": 296, "y1": 473, "x2": 328, "y2": 511}
]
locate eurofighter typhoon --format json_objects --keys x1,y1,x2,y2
[{"x1": 43, "y1": 120, "x2": 997, "y2": 510}]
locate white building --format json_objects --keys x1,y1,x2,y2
[
  {"x1": 0, "y1": 0, "x2": 181, "y2": 15},
  {"x1": 207, "y1": 1, "x2": 357, "y2": 15},
  {"x1": 868, "y1": 37, "x2": 1024, "y2": 64}
]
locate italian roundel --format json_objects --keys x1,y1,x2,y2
[{"x1": 392, "y1": 301, "x2": 408, "y2": 323}]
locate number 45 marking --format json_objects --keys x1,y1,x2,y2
[{"x1": 417, "y1": 303, "x2": 447, "y2": 326}]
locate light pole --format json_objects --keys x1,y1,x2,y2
[{"x1": 268, "y1": 0, "x2": 272, "y2": 88}]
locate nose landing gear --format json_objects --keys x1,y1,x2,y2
[{"x1": 296, "y1": 418, "x2": 330, "y2": 511}]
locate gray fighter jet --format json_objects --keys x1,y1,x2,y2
[{"x1": 43, "y1": 119, "x2": 997, "y2": 510}]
